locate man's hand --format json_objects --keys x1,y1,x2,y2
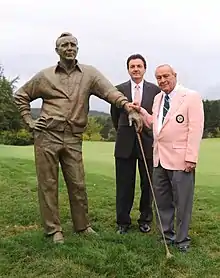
[
  {"x1": 32, "y1": 117, "x2": 47, "y2": 131},
  {"x1": 184, "y1": 161, "x2": 196, "y2": 172},
  {"x1": 123, "y1": 102, "x2": 143, "y2": 132},
  {"x1": 23, "y1": 114, "x2": 47, "y2": 131},
  {"x1": 128, "y1": 110, "x2": 143, "y2": 133},
  {"x1": 128, "y1": 102, "x2": 141, "y2": 113}
]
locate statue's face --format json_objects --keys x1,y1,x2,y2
[{"x1": 55, "y1": 36, "x2": 78, "y2": 61}]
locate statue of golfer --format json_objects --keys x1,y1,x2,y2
[{"x1": 14, "y1": 32, "x2": 143, "y2": 243}]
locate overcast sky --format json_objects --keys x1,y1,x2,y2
[{"x1": 1, "y1": 0, "x2": 220, "y2": 112}]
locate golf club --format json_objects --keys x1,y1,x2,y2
[{"x1": 135, "y1": 129, "x2": 173, "y2": 259}]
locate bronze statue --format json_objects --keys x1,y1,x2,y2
[{"x1": 14, "y1": 32, "x2": 143, "y2": 243}]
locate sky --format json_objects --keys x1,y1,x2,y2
[{"x1": 1, "y1": 0, "x2": 220, "y2": 112}]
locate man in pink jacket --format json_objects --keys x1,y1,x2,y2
[{"x1": 130, "y1": 64, "x2": 204, "y2": 252}]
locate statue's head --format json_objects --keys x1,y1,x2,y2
[{"x1": 55, "y1": 32, "x2": 78, "y2": 61}]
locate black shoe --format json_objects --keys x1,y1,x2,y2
[
  {"x1": 175, "y1": 237, "x2": 191, "y2": 252},
  {"x1": 116, "y1": 225, "x2": 129, "y2": 234},
  {"x1": 177, "y1": 245, "x2": 190, "y2": 253},
  {"x1": 139, "y1": 223, "x2": 151, "y2": 233}
]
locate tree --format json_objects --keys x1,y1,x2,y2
[
  {"x1": 0, "y1": 66, "x2": 22, "y2": 131},
  {"x1": 107, "y1": 127, "x2": 116, "y2": 141},
  {"x1": 84, "y1": 116, "x2": 102, "y2": 140},
  {"x1": 203, "y1": 99, "x2": 220, "y2": 137},
  {"x1": 99, "y1": 116, "x2": 114, "y2": 140}
]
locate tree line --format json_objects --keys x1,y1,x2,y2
[{"x1": 0, "y1": 66, "x2": 220, "y2": 145}]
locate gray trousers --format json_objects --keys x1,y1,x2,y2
[{"x1": 153, "y1": 164, "x2": 195, "y2": 246}]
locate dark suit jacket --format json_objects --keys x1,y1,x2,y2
[{"x1": 110, "y1": 80, "x2": 161, "y2": 159}]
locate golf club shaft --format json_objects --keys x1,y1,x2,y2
[{"x1": 136, "y1": 131, "x2": 172, "y2": 257}]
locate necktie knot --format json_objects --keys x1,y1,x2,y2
[{"x1": 165, "y1": 94, "x2": 169, "y2": 101}]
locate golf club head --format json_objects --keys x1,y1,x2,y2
[{"x1": 166, "y1": 252, "x2": 174, "y2": 260}]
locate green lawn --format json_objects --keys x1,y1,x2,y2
[{"x1": 0, "y1": 139, "x2": 220, "y2": 278}]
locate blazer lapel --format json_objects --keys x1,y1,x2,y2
[
  {"x1": 140, "y1": 81, "x2": 149, "y2": 107},
  {"x1": 154, "y1": 93, "x2": 163, "y2": 132},
  {"x1": 161, "y1": 90, "x2": 186, "y2": 128},
  {"x1": 124, "y1": 81, "x2": 132, "y2": 102}
]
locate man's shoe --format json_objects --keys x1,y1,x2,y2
[
  {"x1": 79, "y1": 227, "x2": 97, "y2": 235},
  {"x1": 53, "y1": 232, "x2": 64, "y2": 244},
  {"x1": 175, "y1": 237, "x2": 190, "y2": 252},
  {"x1": 176, "y1": 245, "x2": 190, "y2": 253},
  {"x1": 116, "y1": 225, "x2": 129, "y2": 234},
  {"x1": 139, "y1": 223, "x2": 151, "y2": 233}
]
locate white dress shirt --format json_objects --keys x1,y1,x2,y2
[
  {"x1": 157, "y1": 84, "x2": 180, "y2": 133},
  {"x1": 130, "y1": 79, "x2": 144, "y2": 102}
]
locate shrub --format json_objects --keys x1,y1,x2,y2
[
  {"x1": 90, "y1": 133, "x2": 102, "y2": 141},
  {"x1": 82, "y1": 133, "x2": 90, "y2": 141},
  {"x1": 214, "y1": 127, "x2": 220, "y2": 138},
  {"x1": 107, "y1": 128, "x2": 116, "y2": 142},
  {"x1": 83, "y1": 132, "x2": 103, "y2": 141},
  {"x1": 0, "y1": 129, "x2": 33, "y2": 145}
]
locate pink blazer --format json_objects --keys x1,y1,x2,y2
[{"x1": 141, "y1": 85, "x2": 204, "y2": 170}]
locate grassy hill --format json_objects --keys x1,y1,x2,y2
[
  {"x1": 0, "y1": 139, "x2": 220, "y2": 277},
  {"x1": 31, "y1": 108, "x2": 110, "y2": 119}
]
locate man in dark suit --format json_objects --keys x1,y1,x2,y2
[{"x1": 110, "y1": 54, "x2": 161, "y2": 234}]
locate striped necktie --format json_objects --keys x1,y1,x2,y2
[{"x1": 162, "y1": 94, "x2": 170, "y2": 123}]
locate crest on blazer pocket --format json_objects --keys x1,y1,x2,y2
[{"x1": 176, "y1": 114, "x2": 184, "y2": 123}]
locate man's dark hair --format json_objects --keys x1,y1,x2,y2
[{"x1": 126, "y1": 54, "x2": 147, "y2": 69}]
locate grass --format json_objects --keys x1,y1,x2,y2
[{"x1": 0, "y1": 139, "x2": 220, "y2": 277}]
